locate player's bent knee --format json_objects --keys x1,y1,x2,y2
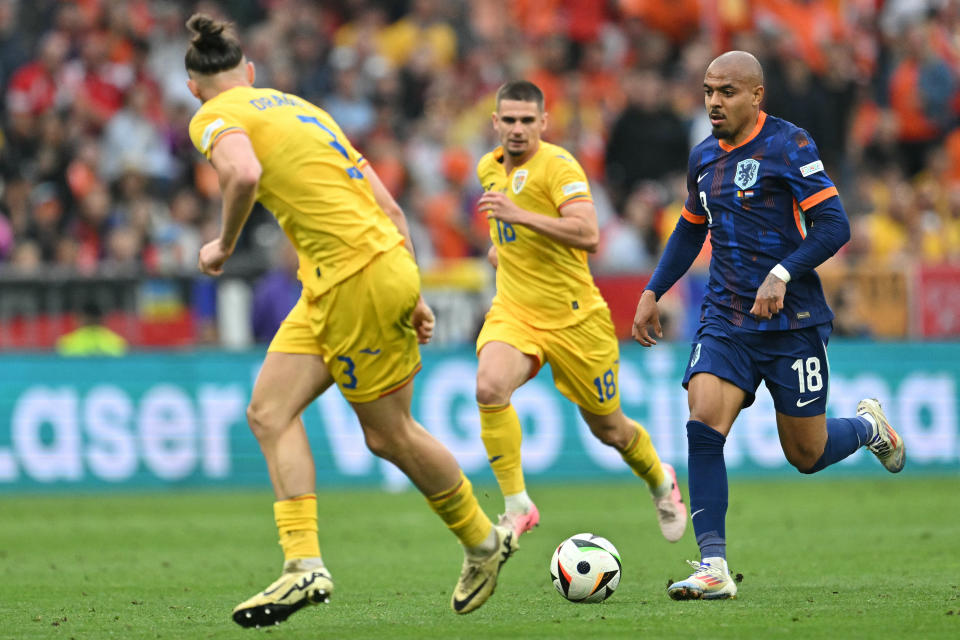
[
  {"x1": 360, "y1": 420, "x2": 412, "y2": 462},
  {"x1": 475, "y1": 377, "x2": 512, "y2": 407},
  {"x1": 588, "y1": 422, "x2": 620, "y2": 447},
  {"x1": 785, "y1": 447, "x2": 823, "y2": 474},
  {"x1": 246, "y1": 402, "x2": 289, "y2": 440},
  {"x1": 362, "y1": 432, "x2": 393, "y2": 460}
]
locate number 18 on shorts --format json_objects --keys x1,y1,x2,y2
[{"x1": 683, "y1": 319, "x2": 832, "y2": 417}]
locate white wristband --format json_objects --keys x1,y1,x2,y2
[{"x1": 770, "y1": 263, "x2": 791, "y2": 283}]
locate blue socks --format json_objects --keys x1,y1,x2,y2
[
  {"x1": 801, "y1": 416, "x2": 872, "y2": 474},
  {"x1": 686, "y1": 415, "x2": 872, "y2": 561},
  {"x1": 686, "y1": 420, "x2": 728, "y2": 560}
]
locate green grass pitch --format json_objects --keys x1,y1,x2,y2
[{"x1": 2, "y1": 476, "x2": 958, "y2": 639}]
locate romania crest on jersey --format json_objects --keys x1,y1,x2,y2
[{"x1": 512, "y1": 169, "x2": 528, "y2": 194}]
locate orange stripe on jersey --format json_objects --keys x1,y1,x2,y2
[
  {"x1": 378, "y1": 361, "x2": 422, "y2": 398},
  {"x1": 799, "y1": 186, "x2": 838, "y2": 211},
  {"x1": 478, "y1": 402, "x2": 511, "y2": 414},
  {"x1": 209, "y1": 127, "x2": 245, "y2": 152},
  {"x1": 356, "y1": 156, "x2": 369, "y2": 169},
  {"x1": 792, "y1": 198, "x2": 806, "y2": 238},
  {"x1": 681, "y1": 206, "x2": 706, "y2": 224},
  {"x1": 428, "y1": 478, "x2": 464, "y2": 502},
  {"x1": 285, "y1": 494, "x2": 317, "y2": 502},
  {"x1": 558, "y1": 194, "x2": 592, "y2": 210},
  {"x1": 718, "y1": 111, "x2": 768, "y2": 152}
]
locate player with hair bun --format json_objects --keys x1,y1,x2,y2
[{"x1": 184, "y1": 13, "x2": 515, "y2": 627}]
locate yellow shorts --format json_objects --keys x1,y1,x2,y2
[
  {"x1": 476, "y1": 303, "x2": 621, "y2": 415},
  {"x1": 268, "y1": 245, "x2": 422, "y2": 403}
]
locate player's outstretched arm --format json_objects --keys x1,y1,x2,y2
[
  {"x1": 644, "y1": 215, "x2": 709, "y2": 299},
  {"x1": 632, "y1": 290, "x2": 663, "y2": 347},
  {"x1": 478, "y1": 192, "x2": 599, "y2": 252},
  {"x1": 199, "y1": 132, "x2": 262, "y2": 276},
  {"x1": 365, "y1": 164, "x2": 435, "y2": 344}
]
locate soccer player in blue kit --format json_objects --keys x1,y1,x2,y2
[{"x1": 632, "y1": 51, "x2": 906, "y2": 600}]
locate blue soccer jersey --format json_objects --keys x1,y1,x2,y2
[{"x1": 681, "y1": 111, "x2": 842, "y2": 331}]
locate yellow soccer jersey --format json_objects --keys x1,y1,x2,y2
[
  {"x1": 477, "y1": 141, "x2": 607, "y2": 329},
  {"x1": 188, "y1": 86, "x2": 404, "y2": 300}
]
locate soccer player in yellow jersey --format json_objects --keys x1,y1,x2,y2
[
  {"x1": 183, "y1": 14, "x2": 515, "y2": 626},
  {"x1": 475, "y1": 81, "x2": 688, "y2": 543}
]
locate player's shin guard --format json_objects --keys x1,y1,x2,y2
[
  {"x1": 426, "y1": 471, "x2": 493, "y2": 548},
  {"x1": 274, "y1": 494, "x2": 321, "y2": 561},
  {"x1": 479, "y1": 402, "x2": 525, "y2": 496},
  {"x1": 619, "y1": 420, "x2": 666, "y2": 491},
  {"x1": 687, "y1": 420, "x2": 728, "y2": 560},
  {"x1": 801, "y1": 416, "x2": 872, "y2": 474}
]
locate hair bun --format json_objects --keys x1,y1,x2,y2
[
  {"x1": 184, "y1": 13, "x2": 243, "y2": 74},
  {"x1": 187, "y1": 14, "x2": 225, "y2": 48}
]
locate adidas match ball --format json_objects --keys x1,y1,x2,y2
[{"x1": 550, "y1": 533, "x2": 621, "y2": 602}]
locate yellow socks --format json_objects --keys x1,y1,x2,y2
[
  {"x1": 274, "y1": 493, "x2": 321, "y2": 561},
  {"x1": 479, "y1": 402, "x2": 525, "y2": 495},
  {"x1": 426, "y1": 471, "x2": 492, "y2": 548},
  {"x1": 620, "y1": 421, "x2": 666, "y2": 491}
]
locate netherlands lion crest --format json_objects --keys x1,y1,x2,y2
[
  {"x1": 734, "y1": 159, "x2": 760, "y2": 190},
  {"x1": 512, "y1": 169, "x2": 528, "y2": 194}
]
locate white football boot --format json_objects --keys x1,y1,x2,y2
[
  {"x1": 858, "y1": 398, "x2": 905, "y2": 473},
  {"x1": 667, "y1": 557, "x2": 738, "y2": 600}
]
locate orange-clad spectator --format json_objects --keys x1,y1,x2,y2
[
  {"x1": 546, "y1": 72, "x2": 607, "y2": 178},
  {"x1": 422, "y1": 148, "x2": 478, "y2": 260},
  {"x1": 527, "y1": 35, "x2": 568, "y2": 115},
  {"x1": 578, "y1": 41, "x2": 625, "y2": 119},
  {"x1": 364, "y1": 139, "x2": 407, "y2": 200},
  {"x1": 618, "y1": 0, "x2": 701, "y2": 44},
  {"x1": 753, "y1": 0, "x2": 848, "y2": 73},
  {"x1": 944, "y1": 129, "x2": 960, "y2": 186},
  {"x1": 888, "y1": 23, "x2": 956, "y2": 174},
  {"x1": 509, "y1": 0, "x2": 564, "y2": 41},
  {"x1": 696, "y1": 0, "x2": 753, "y2": 52},
  {"x1": 509, "y1": 0, "x2": 607, "y2": 49}
]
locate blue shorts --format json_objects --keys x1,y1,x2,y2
[{"x1": 681, "y1": 316, "x2": 832, "y2": 417}]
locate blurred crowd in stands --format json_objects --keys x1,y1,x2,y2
[{"x1": 2, "y1": 0, "x2": 960, "y2": 283}]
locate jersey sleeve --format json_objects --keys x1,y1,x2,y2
[
  {"x1": 547, "y1": 153, "x2": 592, "y2": 211},
  {"x1": 780, "y1": 129, "x2": 839, "y2": 214},
  {"x1": 476, "y1": 152, "x2": 496, "y2": 190},
  {"x1": 188, "y1": 103, "x2": 248, "y2": 159},
  {"x1": 681, "y1": 151, "x2": 707, "y2": 225}
]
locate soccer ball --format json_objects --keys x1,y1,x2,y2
[{"x1": 549, "y1": 533, "x2": 621, "y2": 603}]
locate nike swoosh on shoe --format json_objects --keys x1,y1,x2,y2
[{"x1": 452, "y1": 578, "x2": 490, "y2": 612}]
